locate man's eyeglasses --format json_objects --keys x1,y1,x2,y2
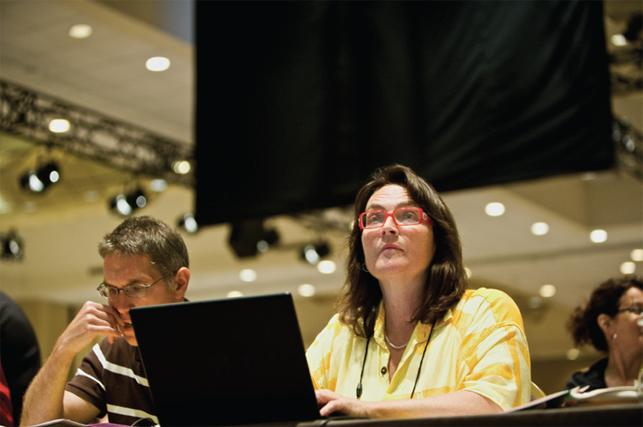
[
  {"x1": 97, "y1": 276, "x2": 168, "y2": 299},
  {"x1": 358, "y1": 206, "x2": 431, "y2": 230},
  {"x1": 617, "y1": 306, "x2": 643, "y2": 316}
]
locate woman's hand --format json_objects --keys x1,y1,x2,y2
[{"x1": 316, "y1": 389, "x2": 374, "y2": 418}]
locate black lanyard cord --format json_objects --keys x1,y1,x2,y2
[
  {"x1": 410, "y1": 324, "x2": 434, "y2": 399},
  {"x1": 356, "y1": 323, "x2": 435, "y2": 400},
  {"x1": 356, "y1": 336, "x2": 370, "y2": 398}
]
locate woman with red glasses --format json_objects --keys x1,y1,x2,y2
[
  {"x1": 566, "y1": 276, "x2": 643, "y2": 390},
  {"x1": 306, "y1": 164, "x2": 533, "y2": 419}
]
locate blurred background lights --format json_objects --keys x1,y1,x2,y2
[
  {"x1": 24, "y1": 174, "x2": 44, "y2": 193},
  {"x1": 527, "y1": 296, "x2": 543, "y2": 310},
  {"x1": 150, "y1": 179, "x2": 167, "y2": 192},
  {"x1": 177, "y1": 213, "x2": 198, "y2": 234},
  {"x1": 589, "y1": 229, "x2": 608, "y2": 243},
  {"x1": 1, "y1": 230, "x2": 24, "y2": 260},
  {"x1": 620, "y1": 261, "x2": 636, "y2": 275},
  {"x1": 300, "y1": 241, "x2": 330, "y2": 265},
  {"x1": 539, "y1": 284, "x2": 557, "y2": 298},
  {"x1": 68, "y1": 24, "x2": 93, "y2": 39},
  {"x1": 227, "y1": 290, "x2": 243, "y2": 298},
  {"x1": 48, "y1": 118, "x2": 70, "y2": 133},
  {"x1": 239, "y1": 268, "x2": 257, "y2": 282},
  {"x1": 19, "y1": 161, "x2": 62, "y2": 194},
  {"x1": 484, "y1": 202, "x2": 505, "y2": 217},
  {"x1": 317, "y1": 260, "x2": 336, "y2": 274},
  {"x1": 297, "y1": 283, "x2": 316, "y2": 298},
  {"x1": 631, "y1": 249, "x2": 643, "y2": 262},
  {"x1": 145, "y1": 56, "x2": 171, "y2": 72},
  {"x1": 172, "y1": 160, "x2": 191, "y2": 175},
  {"x1": 610, "y1": 33, "x2": 628, "y2": 46},
  {"x1": 530, "y1": 222, "x2": 549, "y2": 236},
  {"x1": 112, "y1": 194, "x2": 132, "y2": 216},
  {"x1": 566, "y1": 348, "x2": 580, "y2": 361}
]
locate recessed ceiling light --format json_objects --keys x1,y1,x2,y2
[
  {"x1": 145, "y1": 56, "x2": 171, "y2": 72},
  {"x1": 317, "y1": 260, "x2": 336, "y2": 274},
  {"x1": 150, "y1": 179, "x2": 167, "y2": 192},
  {"x1": 227, "y1": 290, "x2": 243, "y2": 298},
  {"x1": 620, "y1": 261, "x2": 636, "y2": 275},
  {"x1": 631, "y1": 249, "x2": 643, "y2": 262},
  {"x1": 484, "y1": 202, "x2": 505, "y2": 217},
  {"x1": 530, "y1": 222, "x2": 549, "y2": 236},
  {"x1": 69, "y1": 24, "x2": 92, "y2": 39},
  {"x1": 539, "y1": 284, "x2": 556, "y2": 298},
  {"x1": 297, "y1": 283, "x2": 316, "y2": 298},
  {"x1": 589, "y1": 229, "x2": 607, "y2": 243},
  {"x1": 527, "y1": 296, "x2": 543, "y2": 310},
  {"x1": 566, "y1": 348, "x2": 580, "y2": 361},
  {"x1": 611, "y1": 34, "x2": 627, "y2": 47},
  {"x1": 239, "y1": 268, "x2": 257, "y2": 282},
  {"x1": 49, "y1": 118, "x2": 70, "y2": 133},
  {"x1": 172, "y1": 160, "x2": 191, "y2": 175}
]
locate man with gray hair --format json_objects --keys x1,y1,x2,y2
[{"x1": 22, "y1": 216, "x2": 191, "y2": 426}]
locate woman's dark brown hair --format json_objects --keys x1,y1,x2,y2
[
  {"x1": 337, "y1": 164, "x2": 467, "y2": 337},
  {"x1": 567, "y1": 276, "x2": 643, "y2": 352}
]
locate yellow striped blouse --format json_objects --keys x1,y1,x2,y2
[{"x1": 306, "y1": 287, "x2": 532, "y2": 410}]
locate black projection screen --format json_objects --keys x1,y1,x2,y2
[{"x1": 196, "y1": 1, "x2": 612, "y2": 226}]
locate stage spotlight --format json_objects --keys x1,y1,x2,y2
[
  {"x1": 19, "y1": 171, "x2": 45, "y2": 193},
  {"x1": 18, "y1": 161, "x2": 62, "y2": 194},
  {"x1": 227, "y1": 220, "x2": 280, "y2": 258},
  {"x1": 109, "y1": 187, "x2": 148, "y2": 217},
  {"x1": 623, "y1": 12, "x2": 642, "y2": 42},
  {"x1": 110, "y1": 194, "x2": 132, "y2": 216},
  {"x1": 177, "y1": 213, "x2": 199, "y2": 234},
  {"x1": 299, "y1": 241, "x2": 331, "y2": 265},
  {"x1": 1, "y1": 229, "x2": 24, "y2": 261},
  {"x1": 126, "y1": 187, "x2": 148, "y2": 209}
]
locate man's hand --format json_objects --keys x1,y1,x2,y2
[
  {"x1": 54, "y1": 301, "x2": 123, "y2": 358},
  {"x1": 21, "y1": 300, "x2": 123, "y2": 425},
  {"x1": 316, "y1": 389, "x2": 373, "y2": 418}
]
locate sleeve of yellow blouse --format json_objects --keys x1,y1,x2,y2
[
  {"x1": 459, "y1": 289, "x2": 532, "y2": 411},
  {"x1": 305, "y1": 314, "x2": 340, "y2": 391}
]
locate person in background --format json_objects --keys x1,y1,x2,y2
[
  {"x1": 306, "y1": 164, "x2": 532, "y2": 419},
  {"x1": 0, "y1": 362, "x2": 13, "y2": 427},
  {"x1": 566, "y1": 276, "x2": 642, "y2": 390},
  {"x1": 0, "y1": 291, "x2": 41, "y2": 425},
  {"x1": 21, "y1": 216, "x2": 191, "y2": 426}
]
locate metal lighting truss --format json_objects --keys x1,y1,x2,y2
[{"x1": 0, "y1": 79, "x2": 193, "y2": 186}]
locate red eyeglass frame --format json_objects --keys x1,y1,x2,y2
[{"x1": 357, "y1": 206, "x2": 431, "y2": 230}]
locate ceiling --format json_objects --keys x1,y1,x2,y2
[{"x1": 0, "y1": 0, "x2": 641, "y2": 359}]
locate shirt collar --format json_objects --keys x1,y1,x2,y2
[{"x1": 373, "y1": 300, "x2": 438, "y2": 347}]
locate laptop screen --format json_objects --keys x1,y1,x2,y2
[{"x1": 130, "y1": 293, "x2": 320, "y2": 426}]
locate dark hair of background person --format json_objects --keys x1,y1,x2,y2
[
  {"x1": 567, "y1": 276, "x2": 643, "y2": 352},
  {"x1": 0, "y1": 292, "x2": 41, "y2": 424},
  {"x1": 98, "y1": 216, "x2": 190, "y2": 282},
  {"x1": 337, "y1": 164, "x2": 467, "y2": 337}
]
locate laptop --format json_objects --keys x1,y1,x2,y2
[{"x1": 130, "y1": 293, "x2": 320, "y2": 426}]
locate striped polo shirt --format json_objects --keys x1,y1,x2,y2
[{"x1": 66, "y1": 338, "x2": 157, "y2": 425}]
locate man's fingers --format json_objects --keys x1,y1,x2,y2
[{"x1": 100, "y1": 304, "x2": 125, "y2": 327}]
